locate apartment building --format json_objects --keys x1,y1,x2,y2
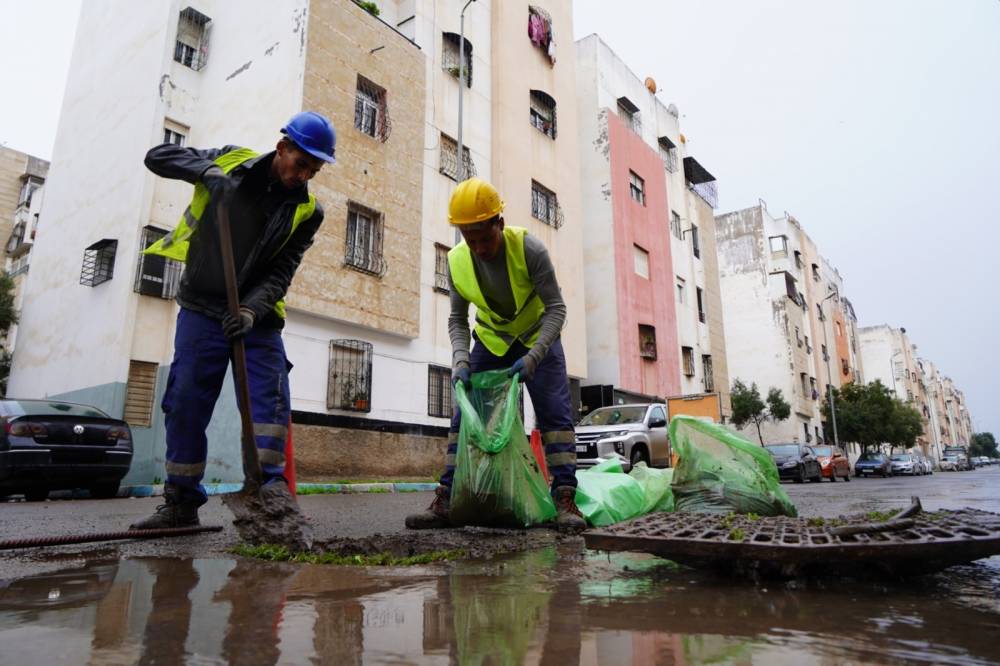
[{"x1": 575, "y1": 34, "x2": 730, "y2": 419}]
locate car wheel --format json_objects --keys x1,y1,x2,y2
[
  {"x1": 629, "y1": 446, "x2": 650, "y2": 468},
  {"x1": 829, "y1": 470, "x2": 837, "y2": 482},
  {"x1": 24, "y1": 488, "x2": 49, "y2": 502},
  {"x1": 809, "y1": 468, "x2": 822, "y2": 482},
  {"x1": 89, "y1": 482, "x2": 121, "y2": 500},
  {"x1": 843, "y1": 469, "x2": 851, "y2": 482},
  {"x1": 794, "y1": 466, "x2": 806, "y2": 483}
]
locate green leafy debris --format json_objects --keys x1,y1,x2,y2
[{"x1": 232, "y1": 543, "x2": 466, "y2": 566}]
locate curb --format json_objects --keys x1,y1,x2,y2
[{"x1": 114, "y1": 482, "x2": 439, "y2": 498}]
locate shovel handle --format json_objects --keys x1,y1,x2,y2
[{"x1": 216, "y1": 200, "x2": 263, "y2": 487}]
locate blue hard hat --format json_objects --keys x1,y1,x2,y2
[{"x1": 281, "y1": 111, "x2": 336, "y2": 163}]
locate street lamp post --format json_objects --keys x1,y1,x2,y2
[{"x1": 820, "y1": 292, "x2": 840, "y2": 450}]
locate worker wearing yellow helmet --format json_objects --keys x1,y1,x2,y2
[{"x1": 406, "y1": 178, "x2": 585, "y2": 532}]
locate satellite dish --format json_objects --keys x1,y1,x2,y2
[
  {"x1": 667, "y1": 103, "x2": 679, "y2": 118},
  {"x1": 644, "y1": 77, "x2": 657, "y2": 94}
]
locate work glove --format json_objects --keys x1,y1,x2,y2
[
  {"x1": 508, "y1": 355, "x2": 538, "y2": 383},
  {"x1": 452, "y1": 364, "x2": 471, "y2": 389},
  {"x1": 201, "y1": 165, "x2": 236, "y2": 201},
  {"x1": 222, "y1": 307, "x2": 255, "y2": 341}
]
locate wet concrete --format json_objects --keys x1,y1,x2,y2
[{"x1": 1, "y1": 468, "x2": 999, "y2": 663}]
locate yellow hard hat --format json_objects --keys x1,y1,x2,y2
[{"x1": 448, "y1": 177, "x2": 505, "y2": 226}]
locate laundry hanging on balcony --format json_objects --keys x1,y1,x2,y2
[{"x1": 528, "y1": 6, "x2": 556, "y2": 65}]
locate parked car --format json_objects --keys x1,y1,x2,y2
[
  {"x1": 575, "y1": 403, "x2": 670, "y2": 471},
  {"x1": 940, "y1": 455, "x2": 961, "y2": 472},
  {"x1": 973, "y1": 456, "x2": 990, "y2": 468},
  {"x1": 917, "y1": 454, "x2": 934, "y2": 475},
  {"x1": 0, "y1": 399, "x2": 133, "y2": 501},
  {"x1": 855, "y1": 452, "x2": 892, "y2": 478},
  {"x1": 764, "y1": 443, "x2": 823, "y2": 483},
  {"x1": 890, "y1": 453, "x2": 922, "y2": 476},
  {"x1": 943, "y1": 447, "x2": 973, "y2": 471},
  {"x1": 806, "y1": 445, "x2": 851, "y2": 482}
]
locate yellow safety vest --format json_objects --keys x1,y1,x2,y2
[
  {"x1": 448, "y1": 226, "x2": 545, "y2": 356},
  {"x1": 143, "y1": 148, "x2": 316, "y2": 319}
]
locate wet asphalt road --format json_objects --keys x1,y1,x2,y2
[{"x1": 2, "y1": 467, "x2": 997, "y2": 580}]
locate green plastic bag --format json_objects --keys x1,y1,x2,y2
[
  {"x1": 669, "y1": 416, "x2": 797, "y2": 517},
  {"x1": 450, "y1": 370, "x2": 556, "y2": 528},
  {"x1": 574, "y1": 459, "x2": 647, "y2": 527},
  {"x1": 629, "y1": 462, "x2": 675, "y2": 513}
]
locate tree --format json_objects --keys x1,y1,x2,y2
[
  {"x1": 730, "y1": 379, "x2": 791, "y2": 445},
  {"x1": 970, "y1": 433, "x2": 998, "y2": 459},
  {"x1": 0, "y1": 273, "x2": 17, "y2": 397},
  {"x1": 821, "y1": 380, "x2": 923, "y2": 454}
]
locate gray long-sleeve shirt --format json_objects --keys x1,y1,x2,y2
[{"x1": 449, "y1": 232, "x2": 566, "y2": 367}]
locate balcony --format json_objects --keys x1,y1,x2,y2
[{"x1": 683, "y1": 156, "x2": 718, "y2": 209}]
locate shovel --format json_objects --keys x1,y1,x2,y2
[{"x1": 215, "y1": 199, "x2": 313, "y2": 551}]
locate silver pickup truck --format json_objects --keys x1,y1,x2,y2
[{"x1": 574, "y1": 403, "x2": 671, "y2": 471}]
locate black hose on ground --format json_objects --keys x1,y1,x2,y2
[{"x1": 0, "y1": 525, "x2": 224, "y2": 550}]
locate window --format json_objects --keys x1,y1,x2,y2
[
  {"x1": 529, "y1": 90, "x2": 556, "y2": 139},
  {"x1": 805, "y1": 335, "x2": 812, "y2": 354},
  {"x1": 328, "y1": 340, "x2": 373, "y2": 412},
  {"x1": 633, "y1": 245, "x2": 649, "y2": 279},
  {"x1": 173, "y1": 7, "x2": 211, "y2": 71},
  {"x1": 124, "y1": 360, "x2": 158, "y2": 428},
  {"x1": 354, "y1": 76, "x2": 390, "y2": 142},
  {"x1": 80, "y1": 239, "x2": 117, "y2": 287},
  {"x1": 821, "y1": 344, "x2": 829, "y2": 361},
  {"x1": 798, "y1": 292, "x2": 807, "y2": 311},
  {"x1": 696, "y1": 287, "x2": 706, "y2": 323},
  {"x1": 531, "y1": 180, "x2": 563, "y2": 228},
  {"x1": 639, "y1": 325, "x2": 657, "y2": 360},
  {"x1": 690, "y1": 224, "x2": 700, "y2": 259},
  {"x1": 800, "y1": 372, "x2": 809, "y2": 397},
  {"x1": 804, "y1": 422, "x2": 812, "y2": 443},
  {"x1": 649, "y1": 406, "x2": 667, "y2": 425},
  {"x1": 810, "y1": 377, "x2": 818, "y2": 400},
  {"x1": 427, "y1": 365, "x2": 453, "y2": 418},
  {"x1": 836, "y1": 321, "x2": 843, "y2": 337},
  {"x1": 682, "y1": 346, "x2": 696, "y2": 377},
  {"x1": 18, "y1": 176, "x2": 42, "y2": 208},
  {"x1": 163, "y1": 128, "x2": 186, "y2": 146},
  {"x1": 670, "y1": 210, "x2": 683, "y2": 239},
  {"x1": 842, "y1": 358, "x2": 850, "y2": 375},
  {"x1": 617, "y1": 96, "x2": 641, "y2": 134},
  {"x1": 628, "y1": 171, "x2": 645, "y2": 205},
  {"x1": 659, "y1": 136, "x2": 678, "y2": 173},
  {"x1": 812, "y1": 263, "x2": 821, "y2": 282},
  {"x1": 134, "y1": 226, "x2": 182, "y2": 299},
  {"x1": 676, "y1": 277, "x2": 686, "y2": 304},
  {"x1": 793, "y1": 250, "x2": 803, "y2": 270},
  {"x1": 527, "y1": 5, "x2": 555, "y2": 64},
  {"x1": 816, "y1": 303, "x2": 825, "y2": 321},
  {"x1": 795, "y1": 326, "x2": 802, "y2": 348},
  {"x1": 439, "y1": 133, "x2": 476, "y2": 181},
  {"x1": 769, "y1": 235, "x2": 788, "y2": 256},
  {"x1": 783, "y1": 271, "x2": 798, "y2": 301},
  {"x1": 441, "y1": 32, "x2": 472, "y2": 87},
  {"x1": 345, "y1": 203, "x2": 386, "y2": 277},
  {"x1": 434, "y1": 243, "x2": 450, "y2": 293},
  {"x1": 702, "y1": 354, "x2": 714, "y2": 391}
]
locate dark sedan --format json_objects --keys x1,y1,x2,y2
[
  {"x1": 765, "y1": 443, "x2": 823, "y2": 483},
  {"x1": 0, "y1": 399, "x2": 133, "y2": 501},
  {"x1": 855, "y1": 452, "x2": 891, "y2": 478}
]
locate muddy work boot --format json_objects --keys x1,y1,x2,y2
[
  {"x1": 405, "y1": 485, "x2": 452, "y2": 529},
  {"x1": 553, "y1": 486, "x2": 587, "y2": 533},
  {"x1": 129, "y1": 484, "x2": 200, "y2": 530}
]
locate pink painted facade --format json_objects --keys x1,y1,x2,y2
[{"x1": 607, "y1": 111, "x2": 682, "y2": 397}]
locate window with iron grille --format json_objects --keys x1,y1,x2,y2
[
  {"x1": 328, "y1": 340, "x2": 373, "y2": 412},
  {"x1": 80, "y1": 239, "x2": 117, "y2": 287},
  {"x1": 134, "y1": 226, "x2": 182, "y2": 299},
  {"x1": 810, "y1": 376, "x2": 818, "y2": 400},
  {"x1": 639, "y1": 324, "x2": 657, "y2": 360},
  {"x1": 173, "y1": 7, "x2": 211, "y2": 71},
  {"x1": 690, "y1": 224, "x2": 700, "y2": 258},
  {"x1": 434, "y1": 243, "x2": 450, "y2": 293},
  {"x1": 163, "y1": 128, "x2": 186, "y2": 146},
  {"x1": 702, "y1": 354, "x2": 714, "y2": 391},
  {"x1": 670, "y1": 210, "x2": 683, "y2": 239},
  {"x1": 531, "y1": 180, "x2": 563, "y2": 228},
  {"x1": 427, "y1": 365, "x2": 453, "y2": 418},
  {"x1": 529, "y1": 90, "x2": 556, "y2": 139},
  {"x1": 345, "y1": 203, "x2": 387, "y2": 277},
  {"x1": 441, "y1": 32, "x2": 473, "y2": 87},
  {"x1": 696, "y1": 287, "x2": 706, "y2": 323},
  {"x1": 682, "y1": 346, "x2": 695, "y2": 376},
  {"x1": 354, "y1": 75, "x2": 390, "y2": 142},
  {"x1": 676, "y1": 276, "x2": 685, "y2": 304},
  {"x1": 439, "y1": 133, "x2": 476, "y2": 181},
  {"x1": 628, "y1": 170, "x2": 645, "y2": 205},
  {"x1": 659, "y1": 136, "x2": 678, "y2": 173},
  {"x1": 617, "y1": 96, "x2": 641, "y2": 134}
]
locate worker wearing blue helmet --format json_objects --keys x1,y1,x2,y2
[{"x1": 131, "y1": 112, "x2": 335, "y2": 529}]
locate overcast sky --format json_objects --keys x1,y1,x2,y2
[{"x1": 0, "y1": 1, "x2": 995, "y2": 435}]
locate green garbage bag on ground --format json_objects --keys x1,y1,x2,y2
[
  {"x1": 575, "y1": 459, "x2": 675, "y2": 527},
  {"x1": 669, "y1": 415, "x2": 797, "y2": 517},
  {"x1": 449, "y1": 370, "x2": 556, "y2": 528}
]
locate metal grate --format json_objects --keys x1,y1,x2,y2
[
  {"x1": 439, "y1": 133, "x2": 476, "y2": 181},
  {"x1": 345, "y1": 203, "x2": 387, "y2": 277},
  {"x1": 702, "y1": 354, "x2": 714, "y2": 391},
  {"x1": 441, "y1": 32, "x2": 473, "y2": 87},
  {"x1": 134, "y1": 226, "x2": 182, "y2": 299},
  {"x1": 174, "y1": 7, "x2": 211, "y2": 71},
  {"x1": 80, "y1": 239, "x2": 117, "y2": 287},
  {"x1": 659, "y1": 136, "x2": 678, "y2": 173},
  {"x1": 427, "y1": 365, "x2": 453, "y2": 418},
  {"x1": 529, "y1": 90, "x2": 556, "y2": 139},
  {"x1": 434, "y1": 244, "x2": 450, "y2": 293},
  {"x1": 354, "y1": 75, "x2": 391, "y2": 142},
  {"x1": 328, "y1": 340, "x2": 373, "y2": 412},
  {"x1": 638, "y1": 324, "x2": 657, "y2": 360},
  {"x1": 531, "y1": 180, "x2": 563, "y2": 228}
]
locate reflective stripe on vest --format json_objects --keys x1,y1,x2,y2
[
  {"x1": 143, "y1": 148, "x2": 316, "y2": 319},
  {"x1": 448, "y1": 226, "x2": 545, "y2": 357}
]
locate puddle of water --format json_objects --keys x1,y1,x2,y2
[{"x1": 1, "y1": 547, "x2": 999, "y2": 665}]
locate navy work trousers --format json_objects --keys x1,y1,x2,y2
[
  {"x1": 440, "y1": 337, "x2": 577, "y2": 492},
  {"x1": 162, "y1": 308, "x2": 291, "y2": 505}
]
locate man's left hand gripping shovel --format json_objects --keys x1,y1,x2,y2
[{"x1": 216, "y1": 198, "x2": 313, "y2": 551}]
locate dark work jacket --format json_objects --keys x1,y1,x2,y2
[{"x1": 144, "y1": 143, "x2": 324, "y2": 329}]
